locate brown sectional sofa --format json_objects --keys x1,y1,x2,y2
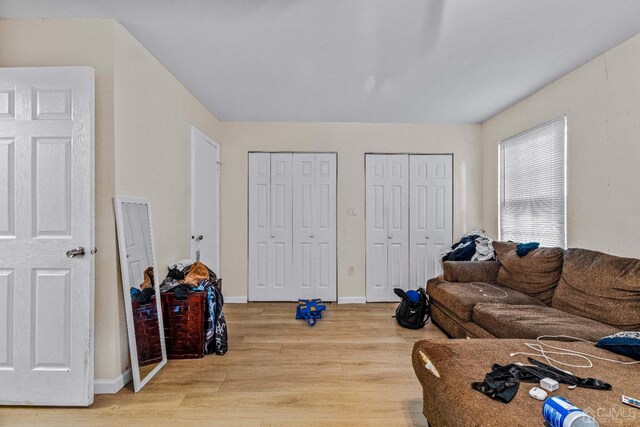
[
  {"x1": 426, "y1": 242, "x2": 640, "y2": 341},
  {"x1": 413, "y1": 243, "x2": 640, "y2": 426}
]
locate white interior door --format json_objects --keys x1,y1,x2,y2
[
  {"x1": 365, "y1": 155, "x2": 389, "y2": 301},
  {"x1": 248, "y1": 153, "x2": 293, "y2": 301},
  {"x1": 190, "y1": 127, "x2": 220, "y2": 273},
  {"x1": 409, "y1": 155, "x2": 453, "y2": 289},
  {"x1": 292, "y1": 153, "x2": 336, "y2": 301},
  {"x1": 0, "y1": 67, "x2": 94, "y2": 406},
  {"x1": 269, "y1": 153, "x2": 293, "y2": 300},
  {"x1": 366, "y1": 154, "x2": 409, "y2": 302},
  {"x1": 387, "y1": 155, "x2": 410, "y2": 293},
  {"x1": 248, "y1": 153, "x2": 272, "y2": 301},
  {"x1": 124, "y1": 203, "x2": 153, "y2": 288}
]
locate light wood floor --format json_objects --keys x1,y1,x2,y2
[{"x1": 1, "y1": 303, "x2": 446, "y2": 426}]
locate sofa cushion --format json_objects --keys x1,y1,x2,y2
[
  {"x1": 427, "y1": 278, "x2": 544, "y2": 322},
  {"x1": 552, "y1": 248, "x2": 640, "y2": 330},
  {"x1": 430, "y1": 301, "x2": 496, "y2": 339},
  {"x1": 472, "y1": 303, "x2": 621, "y2": 341},
  {"x1": 494, "y1": 241, "x2": 564, "y2": 305},
  {"x1": 443, "y1": 261, "x2": 500, "y2": 283}
]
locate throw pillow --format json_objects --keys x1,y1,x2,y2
[{"x1": 595, "y1": 331, "x2": 640, "y2": 361}]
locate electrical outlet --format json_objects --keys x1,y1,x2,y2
[{"x1": 347, "y1": 266, "x2": 355, "y2": 276}]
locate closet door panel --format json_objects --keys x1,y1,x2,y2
[
  {"x1": 248, "y1": 153, "x2": 271, "y2": 301},
  {"x1": 366, "y1": 155, "x2": 388, "y2": 301},
  {"x1": 428, "y1": 155, "x2": 453, "y2": 278},
  {"x1": 409, "y1": 155, "x2": 453, "y2": 289},
  {"x1": 269, "y1": 153, "x2": 293, "y2": 300},
  {"x1": 386, "y1": 155, "x2": 409, "y2": 296},
  {"x1": 313, "y1": 153, "x2": 336, "y2": 301},
  {"x1": 409, "y1": 155, "x2": 428, "y2": 290},
  {"x1": 292, "y1": 153, "x2": 336, "y2": 301},
  {"x1": 292, "y1": 153, "x2": 315, "y2": 300},
  {"x1": 366, "y1": 154, "x2": 409, "y2": 302}
]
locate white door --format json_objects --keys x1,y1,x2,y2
[
  {"x1": 409, "y1": 155, "x2": 453, "y2": 288},
  {"x1": 0, "y1": 67, "x2": 94, "y2": 406},
  {"x1": 292, "y1": 153, "x2": 337, "y2": 301},
  {"x1": 190, "y1": 126, "x2": 220, "y2": 273},
  {"x1": 366, "y1": 154, "x2": 409, "y2": 302},
  {"x1": 269, "y1": 153, "x2": 293, "y2": 300},
  {"x1": 124, "y1": 203, "x2": 153, "y2": 288},
  {"x1": 248, "y1": 153, "x2": 272, "y2": 300},
  {"x1": 365, "y1": 155, "x2": 389, "y2": 301},
  {"x1": 248, "y1": 153, "x2": 293, "y2": 301},
  {"x1": 366, "y1": 154, "x2": 452, "y2": 301}
]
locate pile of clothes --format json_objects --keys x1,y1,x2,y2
[
  {"x1": 160, "y1": 260, "x2": 228, "y2": 356},
  {"x1": 440, "y1": 229, "x2": 495, "y2": 263}
]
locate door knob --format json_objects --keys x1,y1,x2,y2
[
  {"x1": 192, "y1": 235, "x2": 204, "y2": 241},
  {"x1": 387, "y1": 235, "x2": 392, "y2": 240},
  {"x1": 66, "y1": 247, "x2": 86, "y2": 258},
  {"x1": 271, "y1": 234, "x2": 276, "y2": 239},
  {"x1": 425, "y1": 235, "x2": 431, "y2": 239},
  {"x1": 310, "y1": 234, "x2": 315, "y2": 238}
]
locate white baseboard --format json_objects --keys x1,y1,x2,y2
[
  {"x1": 95, "y1": 369, "x2": 132, "y2": 394},
  {"x1": 225, "y1": 296, "x2": 248, "y2": 303},
  {"x1": 338, "y1": 296, "x2": 367, "y2": 304}
]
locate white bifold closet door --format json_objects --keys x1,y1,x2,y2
[
  {"x1": 365, "y1": 155, "x2": 410, "y2": 302},
  {"x1": 366, "y1": 154, "x2": 452, "y2": 302},
  {"x1": 292, "y1": 153, "x2": 337, "y2": 301},
  {"x1": 409, "y1": 155, "x2": 453, "y2": 289},
  {"x1": 249, "y1": 153, "x2": 336, "y2": 301},
  {"x1": 248, "y1": 153, "x2": 293, "y2": 301}
]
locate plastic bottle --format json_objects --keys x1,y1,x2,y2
[{"x1": 542, "y1": 396, "x2": 599, "y2": 427}]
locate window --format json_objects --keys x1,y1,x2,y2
[{"x1": 499, "y1": 116, "x2": 566, "y2": 248}]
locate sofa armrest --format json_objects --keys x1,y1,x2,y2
[{"x1": 443, "y1": 261, "x2": 499, "y2": 283}]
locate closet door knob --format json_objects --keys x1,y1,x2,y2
[
  {"x1": 271, "y1": 234, "x2": 276, "y2": 239},
  {"x1": 425, "y1": 235, "x2": 431, "y2": 240},
  {"x1": 310, "y1": 234, "x2": 315, "y2": 238},
  {"x1": 387, "y1": 235, "x2": 392, "y2": 240}
]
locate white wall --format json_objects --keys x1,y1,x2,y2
[
  {"x1": 482, "y1": 31, "x2": 640, "y2": 258},
  {"x1": 221, "y1": 122, "x2": 482, "y2": 300}
]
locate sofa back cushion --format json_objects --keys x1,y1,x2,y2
[
  {"x1": 494, "y1": 241, "x2": 564, "y2": 305},
  {"x1": 552, "y1": 248, "x2": 640, "y2": 330},
  {"x1": 443, "y1": 261, "x2": 500, "y2": 283}
]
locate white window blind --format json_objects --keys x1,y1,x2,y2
[{"x1": 499, "y1": 116, "x2": 566, "y2": 248}]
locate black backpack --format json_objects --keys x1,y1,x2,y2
[{"x1": 393, "y1": 288, "x2": 430, "y2": 329}]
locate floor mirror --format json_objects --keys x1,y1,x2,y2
[{"x1": 114, "y1": 197, "x2": 167, "y2": 392}]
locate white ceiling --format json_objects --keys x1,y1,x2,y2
[{"x1": 2, "y1": 1, "x2": 640, "y2": 123}]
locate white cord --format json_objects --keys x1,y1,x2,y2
[
  {"x1": 509, "y1": 335, "x2": 640, "y2": 372},
  {"x1": 469, "y1": 282, "x2": 509, "y2": 299}
]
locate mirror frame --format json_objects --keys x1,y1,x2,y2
[{"x1": 114, "y1": 196, "x2": 167, "y2": 392}]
